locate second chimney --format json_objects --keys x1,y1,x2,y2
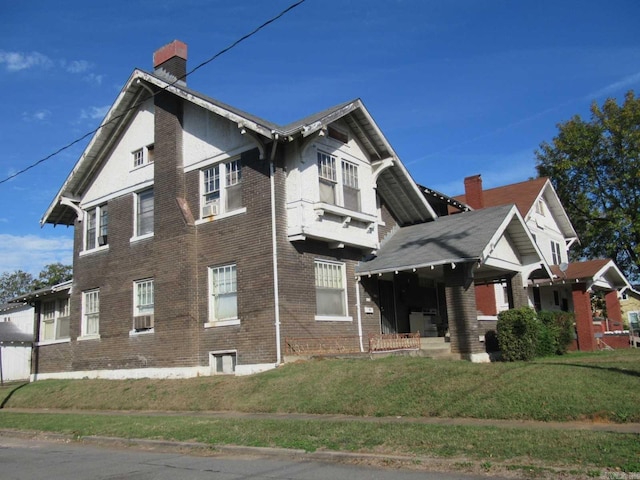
[
  {"x1": 464, "y1": 174, "x2": 484, "y2": 209},
  {"x1": 153, "y1": 40, "x2": 188, "y2": 84}
]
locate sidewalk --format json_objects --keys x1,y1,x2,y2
[{"x1": 4, "y1": 407, "x2": 640, "y2": 434}]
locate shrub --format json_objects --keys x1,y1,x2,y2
[
  {"x1": 553, "y1": 311, "x2": 575, "y2": 355},
  {"x1": 497, "y1": 307, "x2": 539, "y2": 361}
]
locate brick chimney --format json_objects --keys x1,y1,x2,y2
[
  {"x1": 464, "y1": 174, "x2": 484, "y2": 209},
  {"x1": 153, "y1": 40, "x2": 187, "y2": 84}
]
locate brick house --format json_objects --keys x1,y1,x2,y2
[
  {"x1": 454, "y1": 175, "x2": 632, "y2": 350},
  {"x1": 36, "y1": 41, "x2": 547, "y2": 379}
]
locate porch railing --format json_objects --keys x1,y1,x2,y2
[
  {"x1": 369, "y1": 333, "x2": 421, "y2": 352},
  {"x1": 284, "y1": 332, "x2": 421, "y2": 356}
]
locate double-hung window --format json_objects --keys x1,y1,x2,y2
[
  {"x1": 317, "y1": 151, "x2": 360, "y2": 211},
  {"x1": 85, "y1": 204, "x2": 108, "y2": 250},
  {"x1": 315, "y1": 260, "x2": 349, "y2": 320},
  {"x1": 81, "y1": 289, "x2": 100, "y2": 338},
  {"x1": 40, "y1": 298, "x2": 70, "y2": 342},
  {"x1": 135, "y1": 188, "x2": 154, "y2": 237},
  {"x1": 133, "y1": 279, "x2": 154, "y2": 331},
  {"x1": 201, "y1": 159, "x2": 242, "y2": 218},
  {"x1": 208, "y1": 264, "x2": 238, "y2": 325}
]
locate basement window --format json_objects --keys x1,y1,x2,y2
[{"x1": 210, "y1": 351, "x2": 236, "y2": 374}]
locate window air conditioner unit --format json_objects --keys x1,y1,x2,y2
[
  {"x1": 202, "y1": 202, "x2": 219, "y2": 218},
  {"x1": 98, "y1": 235, "x2": 108, "y2": 246},
  {"x1": 134, "y1": 315, "x2": 154, "y2": 330}
]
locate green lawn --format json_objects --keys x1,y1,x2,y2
[{"x1": 0, "y1": 350, "x2": 638, "y2": 477}]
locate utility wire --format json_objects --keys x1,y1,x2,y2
[{"x1": 0, "y1": 0, "x2": 306, "y2": 186}]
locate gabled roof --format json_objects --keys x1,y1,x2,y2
[
  {"x1": 356, "y1": 204, "x2": 547, "y2": 279},
  {"x1": 548, "y1": 259, "x2": 630, "y2": 290},
  {"x1": 42, "y1": 69, "x2": 435, "y2": 227},
  {"x1": 454, "y1": 177, "x2": 577, "y2": 241}
]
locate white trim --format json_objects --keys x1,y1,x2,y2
[
  {"x1": 129, "y1": 328, "x2": 154, "y2": 336},
  {"x1": 315, "y1": 315, "x2": 353, "y2": 322},
  {"x1": 184, "y1": 146, "x2": 253, "y2": 173},
  {"x1": 204, "y1": 319, "x2": 240, "y2": 328},
  {"x1": 36, "y1": 338, "x2": 71, "y2": 347},
  {"x1": 130, "y1": 232, "x2": 154, "y2": 243},
  {"x1": 81, "y1": 180, "x2": 154, "y2": 210},
  {"x1": 30, "y1": 363, "x2": 278, "y2": 381},
  {"x1": 194, "y1": 207, "x2": 246, "y2": 225},
  {"x1": 77, "y1": 334, "x2": 100, "y2": 342},
  {"x1": 79, "y1": 245, "x2": 109, "y2": 257}
]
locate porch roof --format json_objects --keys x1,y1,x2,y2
[{"x1": 356, "y1": 204, "x2": 543, "y2": 277}]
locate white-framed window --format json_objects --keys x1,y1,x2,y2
[
  {"x1": 132, "y1": 144, "x2": 154, "y2": 168},
  {"x1": 207, "y1": 264, "x2": 238, "y2": 326},
  {"x1": 629, "y1": 311, "x2": 639, "y2": 331},
  {"x1": 210, "y1": 350, "x2": 237, "y2": 375},
  {"x1": 81, "y1": 289, "x2": 100, "y2": 338},
  {"x1": 535, "y1": 199, "x2": 545, "y2": 216},
  {"x1": 314, "y1": 260, "x2": 349, "y2": 320},
  {"x1": 201, "y1": 159, "x2": 242, "y2": 218},
  {"x1": 551, "y1": 240, "x2": 562, "y2": 265},
  {"x1": 40, "y1": 298, "x2": 70, "y2": 342},
  {"x1": 133, "y1": 278, "x2": 154, "y2": 332},
  {"x1": 84, "y1": 204, "x2": 108, "y2": 250},
  {"x1": 317, "y1": 151, "x2": 361, "y2": 211},
  {"x1": 135, "y1": 188, "x2": 154, "y2": 237}
]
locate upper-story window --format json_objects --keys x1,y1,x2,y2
[
  {"x1": 85, "y1": 204, "x2": 108, "y2": 250},
  {"x1": 132, "y1": 144, "x2": 154, "y2": 169},
  {"x1": 135, "y1": 188, "x2": 154, "y2": 237},
  {"x1": 201, "y1": 159, "x2": 242, "y2": 218},
  {"x1": 535, "y1": 199, "x2": 545, "y2": 216},
  {"x1": 317, "y1": 151, "x2": 360, "y2": 211},
  {"x1": 40, "y1": 298, "x2": 70, "y2": 342},
  {"x1": 551, "y1": 240, "x2": 562, "y2": 265}
]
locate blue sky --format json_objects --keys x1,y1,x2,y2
[{"x1": 1, "y1": 0, "x2": 639, "y2": 275}]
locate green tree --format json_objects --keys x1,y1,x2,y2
[
  {"x1": 33, "y1": 263, "x2": 73, "y2": 290},
  {"x1": 535, "y1": 90, "x2": 640, "y2": 280},
  {"x1": 0, "y1": 270, "x2": 35, "y2": 304}
]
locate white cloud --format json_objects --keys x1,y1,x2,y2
[
  {"x1": 0, "y1": 234, "x2": 73, "y2": 276},
  {"x1": 0, "y1": 50, "x2": 53, "y2": 71},
  {"x1": 21, "y1": 109, "x2": 52, "y2": 122},
  {"x1": 79, "y1": 105, "x2": 110, "y2": 121},
  {"x1": 65, "y1": 59, "x2": 91, "y2": 74},
  {"x1": 83, "y1": 73, "x2": 104, "y2": 86}
]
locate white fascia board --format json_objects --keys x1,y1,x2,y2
[
  {"x1": 138, "y1": 71, "x2": 274, "y2": 140},
  {"x1": 41, "y1": 70, "x2": 148, "y2": 225},
  {"x1": 541, "y1": 179, "x2": 579, "y2": 241},
  {"x1": 593, "y1": 260, "x2": 631, "y2": 290},
  {"x1": 356, "y1": 258, "x2": 478, "y2": 277},
  {"x1": 481, "y1": 205, "x2": 552, "y2": 278}
]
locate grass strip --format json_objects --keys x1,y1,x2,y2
[
  {"x1": 0, "y1": 411, "x2": 638, "y2": 473},
  {"x1": 2, "y1": 351, "x2": 639, "y2": 423}
]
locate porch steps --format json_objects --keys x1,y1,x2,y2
[{"x1": 418, "y1": 337, "x2": 456, "y2": 360}]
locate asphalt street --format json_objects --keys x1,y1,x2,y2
[{"x1": 0, "y1": 435, "x2": 510, "y2": 480}]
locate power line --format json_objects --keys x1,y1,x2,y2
[{"x1": 0, "y1": 0, "x2": 306, "y2": 186}]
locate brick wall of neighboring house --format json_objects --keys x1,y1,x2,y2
[
  {"x1": 475, "y1": 284, "x2": 498, "y2": 316},
  {"x1": 601, "y1": 334, "x2": 631, "y2": 349}
]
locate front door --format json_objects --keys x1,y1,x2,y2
[{"x1": 378, "y1": 280, "x2": 397, "y2": 334}]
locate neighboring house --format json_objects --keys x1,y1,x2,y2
[
  {"x1": 0, "y1": 302, "x2": 34, "y2": 382},
  {"x1": 453, "y1": 175, "x2": 632, "y2": 350},
  {"x1": 36, "y1": 41, "x2": 546, "y2": 379},
  {"x1": 620, "y1": 286, "x2": 640, "y2": 347}
]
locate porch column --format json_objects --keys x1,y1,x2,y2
[
  {"x1": 444, "y1": 263, "x2": 489, "y2": 362},
  {"x1": 572, "y1": 283, "x2": 596, "y2": 351},
  {"x1": 605, "y1": 291, "x2": 623, "y2": 328},
  {"x1": 509, "y1": 273, "x2": 529, "y2": 309}
]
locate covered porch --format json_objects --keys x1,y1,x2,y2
[{"x1": 356, "y1": 205, "x2": 550, "y2": 362}]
